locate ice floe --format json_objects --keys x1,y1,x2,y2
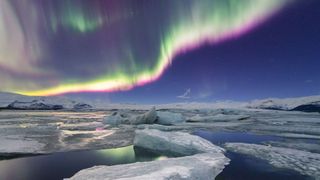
[
  {"x1": 225, "y1": 143, "x2": 320, "y2": 179},
  {"x1": 66, "y1": 153, "x2": 229, "y2": 180},
  {"x1": 134, "y1": 129, "x2": 225, "y2": 156}
]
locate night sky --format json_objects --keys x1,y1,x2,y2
[{"x1": 1, "y1": 0, "x2": 319, "y2": 103}]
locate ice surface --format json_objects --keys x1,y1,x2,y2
[
  {"x1": 103, "y1": 108, "x2": 157, "y2": 125},
  {"x1": 225, "y1": 143, "x2": 320, "y2": 179},
  {"x1": 0, "y1": 111, "x2": 134, "y2": 154},
  {"x1": 67, "y1": 128, "x2": 229, "y2": 180},
  {"x1": 66, "y1": 153, "x2": 229, "y2": 180},
  {"x1": 156, "y1": 111, "x2": 185, "y2": 125},
  {"x1": 134, "y1": 129, "x2": 225, "y2": 156},
  {"x1": 187, "y1": 113, "x2": 250, "y2": 122},
  {"x1": 0, "y1": 136, "x2": 45, "y2": 154},
  {"x1": 268, "y1": 141, "x2": 320, "y2": 154}
]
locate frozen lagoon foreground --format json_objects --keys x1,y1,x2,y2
[
  {"x1": 0, "y1": 106, "x2": 320, "y2": 179},
  {"x1": 0, "y1": 107, "x2": 319, "y2": 155},
  {"x1": 67, "y1": 129, "x2": 229, "y2": 180}
]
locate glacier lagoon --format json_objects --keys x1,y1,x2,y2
[{"x1": 0, "y1": 96, "x2": 320, "y2": 179}]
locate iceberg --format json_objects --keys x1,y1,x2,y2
[{"x1": 134, "y1": 129, "x2": 225, "y2": 156}]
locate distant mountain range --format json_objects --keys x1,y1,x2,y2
[
  {"x1": 246, "y1": 95, "x2": 320, "y2": 112},
  {"x1": 0, "y1": 92, "x2": 92, "y2": 110},
  {"x1": 0, "y1": 92, "x2": 319, "y2": 112}
]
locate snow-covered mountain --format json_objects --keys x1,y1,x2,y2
[
  {"x1": 0, "y1": 92, "x2": 92, "y2": 110},
  {"x1": 246, "y1": 95, "x2": 320, "y2": 112},
  {"x1": 7, "y1": 100, "x2": 64, "y2": 110}
]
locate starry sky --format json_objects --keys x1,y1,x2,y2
[{"x1": 1, "y1": 0, "x2": 319, "y2": 103}]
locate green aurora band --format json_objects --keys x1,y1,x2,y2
[{"x1": 0, "y1": 0, "x2": 292, "y2": 96}]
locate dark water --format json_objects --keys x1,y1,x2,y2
[
  {"x1": 0, "y1": 146, "x2": 167, "y2": 180},
  {"x1": 216, "y1": 152, "x2": 311, "y2": 180},
  {"x1": 193, "y1": 131, "x2": 282, "y2": 145},
  {"x1": 194, "y1": 130, "x2": 312, "y2": 180}
]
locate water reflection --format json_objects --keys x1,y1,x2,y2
[
  {"x1": 194, "y1": 130, "x2": 310, "y2": 180},
  {"x1": 216, "y1": 152, "x2": 311, "y2": 180},
  {"x1": 0, "y1": 145, "x2": 166, "y2": 180}
]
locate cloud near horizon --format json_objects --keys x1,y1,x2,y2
[{"x1": 177, "y1": 88, "x2": 191, "y2": 99}]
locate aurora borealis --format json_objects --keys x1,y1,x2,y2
[{"x1": 0, "y1": 0, "x2": 292, "y2": 96}]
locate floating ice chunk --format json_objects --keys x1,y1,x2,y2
[
  {"x1": 187, "y1": 114, "x2": 250, "y2": 122},
  {"x1": 66, "y1": 153, "x2": 229, "y2": 180},
  {"x1": 103, "y1": 108, "x2": 157, "y2": 125},
  {"x1": 134, "y1": 129, "x2": 225, "y2": 156},
  {"x1": 156, "y1": 111, "x2": 185, "y2": 125},
  {"x1": 225, "y1": 143, "x2": 320, "y2": 179},
  {"x1": 0, "y1": 137, "x2": 45, "y2": 154}
]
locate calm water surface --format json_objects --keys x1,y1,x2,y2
[
  {"x1": 194, "y1": 130, "x2": 312, "y2": 180},
  {"x1": 0, "y1": 146, "x2": 166, "y2": 180}
]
